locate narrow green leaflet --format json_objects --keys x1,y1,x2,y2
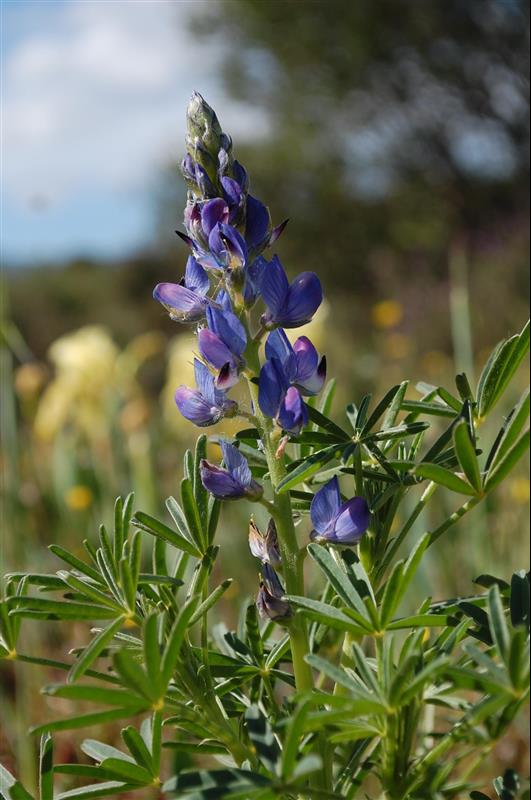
[
  {"x1": 477, "y1": 320, "x2": 530, "y2": 418},
  {"x1": 69, "y1": 616, "x2": 125, "y2": 683},
  {"x1": 133, "y1": 511, "x2": 201, "y2": 557},
  {"x1": 8, "y1": 597, "x2": 118, "y2": 621},
  {"x1": 415, "y1": 463, "x2": 477, "y2": 495},
  {"x1": 484, "y1": 430, "x2": 530, "y2": 493},
  {"x1": 277, "y1": 445, "x2": 339, "y2": 493},
  {"x1": 286, "y1": 595, "x2": 369, "y2": 637},
  {"x1": 307, "y1": 544, "x2": 372, "y2": 628},
  {"x1": 39, "y1": 734, "x2": 53, "y2": 800},
  {"x1": 453, "y1": 420, "x2": 482, "y2": 493},
  {"x1": 488, "y1": 585, "x2": 510, "y2": 666}
]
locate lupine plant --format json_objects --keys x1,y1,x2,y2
[{"x1": 1, "y1": 93, "x2": 530, "y2": 800}]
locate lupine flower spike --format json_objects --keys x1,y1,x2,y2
[
  {"x1": 200, "y1": 441, "x2": 262, "y2": 500},
  {"x1": 310, "y1": 476, "x2": 370, "y2": 545}
]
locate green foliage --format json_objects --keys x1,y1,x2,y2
[{"x1": 1, "y1": 327, "x2": 529, "y2": 798}]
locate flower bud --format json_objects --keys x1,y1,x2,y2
[{"x1": 256, "y1": 564, "x2": 292, "y2": 622}]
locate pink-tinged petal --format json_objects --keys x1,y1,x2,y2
[{"x1": 310, "y1": 477, "x2": 342, "y2": 535}]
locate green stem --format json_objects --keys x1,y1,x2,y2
[{"x1": 428, "y1": 495, "x2": 481, "y2": 547}]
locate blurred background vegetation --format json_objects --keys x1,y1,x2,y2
[{"x1": 1, "y1": 0, "x2": 529, "y2": 792}]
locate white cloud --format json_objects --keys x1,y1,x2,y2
[{"x1": 3, "y1": 1, "x2": 268, "y2": 208}]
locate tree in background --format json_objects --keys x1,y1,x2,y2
[{"x1": 192, "y1": 0, "x2": 529, "y2": 336}]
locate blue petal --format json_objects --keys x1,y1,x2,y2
[
  {"x1": 213, "y1": 289, "x2": 233, "y2": 312},
  {"x1": 208, "y1": 223, "x2": 247, "y2": 270},
  {"x1": 332, "y1": 498, "x2": 370, "y2": 544},
  {"x1": 258, "y1": 359, "x2": 286, "y2": 419},
  {"x1": 153, "y1": 283, "x2": 208, "y2": 322},
  {"x1": 200, "y1": 460, "x2": 245, "y2": 498},
  {"x1": 259, "y1": 256, "x2": 289, "y2": 319},
  {"x1": 293, "y1": 336, "x2": 318, "y2": 379},
  {"x1": 201, "y1": 198, "x2": 229, "y2": 237},
  {"x1": 220, "y1": 441, "x2": 252, "y2": 488},
  {"x1": 184, "y1": 257, "x2": 210, "y2": 295},
  {"x1": 198, "y1": 329, "x2": 236, "y2": 371},
  {"x1": 206, "y1": 306, "x2": 247, "y2": 357},
  {"x1": 174, "y1": 386, "x2": 219, "y2": 427},
  {"x1": 277, "y1": 387, "x2": 308, "y2": 434},
  {"x1": 232, "y1": 160, "x2": 249, "y2": 193},
  {"x1": 283, "y1": 272, "x2": 322, "y2": 328},
  {"x1": 265, "y1": 329, "x2": 297, "y2": 380},
  {"x1": 245, "y1": 195, "x2": 271, "y2": 250},
  {"x1": 193, "y1": 359, "x2": 217, "y2": 406},
  {"x1": 310, "y1": 477, "x2": 341, "y2": 535},
  {"x1": 221, "y1": 176, "x2": 244, "y2": 209}
]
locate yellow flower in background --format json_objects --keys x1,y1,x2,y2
[
  {"x1": 372, "y1": 299, "x2": 403, "y2": 329},
  {"x1": 382, "y1": 333, "x2": 412, "y2": 360},
  {"x1": 509, "y1": 477, "x2": 530, "y2": 505},
  {"x1": 421, "y1": 350, "x2": 452, "y2": 378},
  {"x1": 14, "y1": 362, "x2": 48, "y2": 399},
  {"x1": 34, "y1": 326, "x2": 119, "y2": 441},
  {"x1": 64, "y1": 484, "x2": 93, "y2": 511}
]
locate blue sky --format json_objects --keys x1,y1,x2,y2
[{"x1": 1, "y1": 0, "x2": 267, "y2": 266}]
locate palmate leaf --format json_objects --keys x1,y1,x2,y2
[
  {"x1": 163, "y1": 768, "x2": 271, "y2": 797},
  {"x1": 244, "y1": 706, "x2": 281, "y2": 774}
]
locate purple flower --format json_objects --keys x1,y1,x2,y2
[
  {"x1": 265, "y1": 329, "x2": 326, "y2": 396},
  {"x1": 174, "y1": 360, "x2": 237, "y2": 427},
  {"x1": 256, "y1": 563, "x2": 292, "y2": 621},
  {"x1": 200, "y1": 198, "x2": 230, "y2": 237},
  {"x1": 248, "y1": 518, "x2": 282, "y2": 569},
  {"x1": 310, "y1": 477, "x2": 370, "y2": 546},
  {"x1": 153, "y1": 257, "x2": 210, "y2": 322},
  {"x1": 259, "y1": 256, "x2": 322, "y2": 329},
  {"x1": 245, "y1": 195, "x2": 271, "y2": 251},
  {"x1": 258, "y1": 358, "x2": 308, "y2": 435},
  {"x1": 198, "y1": 304, "x2": 247, "y2": 389},
  {"x1": 200, "y1": 441, "x2": 262, "y2": 501},
  {"x1": 208, "y1": 223, "x2": 248, "y2": 271}
]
